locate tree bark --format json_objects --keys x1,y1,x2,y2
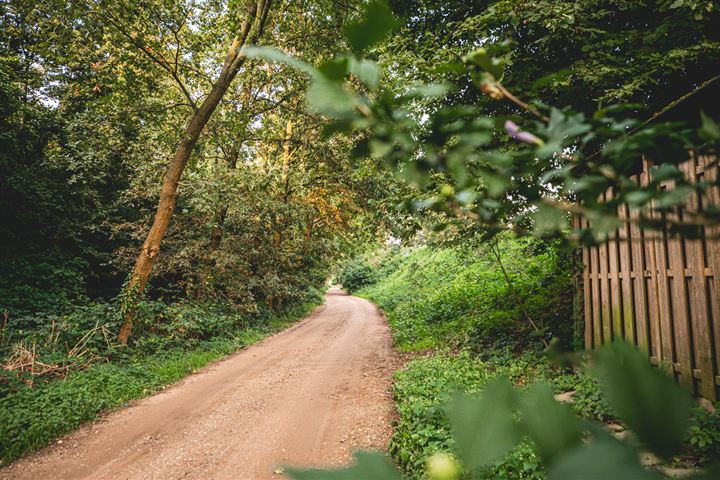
[{"x1": 118, "y1": 0, "x2": 273, "y2": 344}]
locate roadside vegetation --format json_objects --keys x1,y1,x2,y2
[
  {"x1": 350, "y1": 237, "x2": 574, "y2": 353},
  {"x1": 337, "y1": 240, "x2": 720, "y2": 479},
  {"x1": 0, "y1": 0, "x2": 384, "y2": 465}
]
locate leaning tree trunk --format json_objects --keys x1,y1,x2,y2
[{"x1": 118, "y1": 0, "x2": 273, "y2": 344}]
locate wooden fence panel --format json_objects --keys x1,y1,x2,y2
[
  {"x1": 579, "y1": 154, "x2": 720, "y2": 401},
  {"x1": 701, "y1": 155, "x2": 720, "y2": 385}
]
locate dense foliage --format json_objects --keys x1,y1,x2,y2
[
  {"x1": 0, "y1": 0, "x2": 382, "y2": 465},
  {"x1": 384, "y1": 0, "x2": 720, "y2": 116},
  {"x1": 251, "y1": 1, "x2": 720, "y2": 243},
  {"x1": 0, "y1": 0, "x2": 392, "y2": 319},
  {"x1": 343, "y1": 236, "x2": 574, "y2": 352}
]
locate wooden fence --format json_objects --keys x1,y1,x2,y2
[{"x1": 576, "y1": 153, "x2": 720, "y2": 401}]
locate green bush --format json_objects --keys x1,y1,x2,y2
[
  {"x1": 551, "y1": 372, "x2": 615, "y2": 422},
  {"x1": 686, "y1": 404, "x2": 720, "y2": 464},
  {"x1": 336, "y1": 257, "x2": 378, "y2": 293},
  {"x1": 0, "y1": 254, "x2": 89, "y2": 315}
]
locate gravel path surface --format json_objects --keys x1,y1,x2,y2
[{"x1": 1, "y1": 288, "x2": 398, "y2": 480}]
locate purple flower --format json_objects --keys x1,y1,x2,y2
[{"x1": 505, "y1": 120, "x2": 543, "y2": 145}]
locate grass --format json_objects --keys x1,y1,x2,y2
[{"x1": 0, "y1": 300, "x2": 319, "y2": 465}]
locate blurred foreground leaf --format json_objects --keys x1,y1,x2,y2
[
  {"x1": 285, "y1": 451, "x2": 402, "y2": 480},
  {"x1": 592, "y1": 341, "x2": 692, "y2": 458},
  {"x1": 447, "y1": 377, "x2": 520, "y2": 469}
]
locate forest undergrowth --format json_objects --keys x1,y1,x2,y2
[{"x1": 338, "y1": 237, "x2": 720, "y2": 479}]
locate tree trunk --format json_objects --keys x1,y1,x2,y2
[{"x1": 118, "y1": 0, "x2": 273, "y2": 344}]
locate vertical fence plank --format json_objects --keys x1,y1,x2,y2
[
  {"x1": 618, "y1": 202, "x2": 635, "y2": 344},
  {"x1": 640, "y1": 163, "x2": 664, "y2": 361},
  {"x1": 607, "y1": 194, "x2": 624, "y2": 340},
  {"x1": 628, "y1": 190, "x2": 649, "y2": 353},
  {"x1": 656, "y1": 219, "x2": 679, "y2": 377},
  {"x1": 581, "y1": 217, "x2": 593, "y2": 348},
  {"x1": 684, "y1": 153, "x2": 716, "y2": 400},
  {"x1": 590, "y1": 238, "x2": 603, "y2": 346},
  {"x1": 598, "y1": 191, "x2": 612, "y2": 343},
  {"x1": 662, "y1": 179, "x2": 694, "y2": 391}
]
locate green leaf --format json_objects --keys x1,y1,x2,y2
[
  {"x1": 549, "y1": 437, "x2": 663, "y2": 480},
  {"x1": 306, "y1": 76, "x2": 359, "y2": 119},
  {"x1": 318, "y1": 57, "x2": 350, "y2": 81},
  {"x1": 699, "y1": 111, "x2": 720, "y2": 141},
  {"x1": 343, "y1": 0, "x2": 401, "y2": 54},
  {"x1": 447, "y1": 377, "x2": 520, "y2": 469},
  {"x1": 538, "y1": 109, "x2": 591, "y2": 157},
  {"x1": 462, "y1": 48, "x2": 504, "y2": 79},
  {"x1": 242, "y1": 46, "x2": 317, "y2": 77},
  {"x1": 348, "y1": 58, "x2": 380, "y2": 90},
  {"x1": 519, "y1": 383, "x2": 582, "y2": 465},
  {"x1": 656, "y1": 184, "x2": 694, "y2": 208},
  {"x1": 532, "y1": 203, "x2": 566, "y2": 235},
  {"x1": 670, "y1": 0, "x2": 685, "y2": 8},
  {"x1": 585, "y1": 211, "x2": 621, "y2": 241},
  {"x1": 624, "y1": 189, "x2": 654, "y2": 207},
  {"x1": 591, "y1": 341, "x2": 692, "y2": 458},
  {"x1": 649, "y1": 164, "x2": 683, "y2": 182},
  {"x1": 285, "y1": 451, "x2": 402, "y2": 480}
]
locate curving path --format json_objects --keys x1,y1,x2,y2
[{"x1": 1, "y1": 288, "x2": 398, "y2": 480}]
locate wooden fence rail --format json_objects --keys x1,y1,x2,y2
[{"x1": 577, "y1": 153, "x2": 720, "y2": 401}]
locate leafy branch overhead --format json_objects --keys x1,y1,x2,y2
[{"x1": 247, "y1": 0, "x2": 720, "y2": 244}]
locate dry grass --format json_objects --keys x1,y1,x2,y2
[{"x1": 2, "y1": 320, "x2": 111, "y2": 386}]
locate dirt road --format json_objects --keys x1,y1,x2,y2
[{"x1": 1, "y1": 288, "x2": 398, "y2": 480}]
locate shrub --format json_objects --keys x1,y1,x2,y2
[
  {"x1": 0, "y1": 254, "x2": 89, "y2": 315},
  {"x1": 551, "y1": 372, "x2": 615, "y2": 422},
  {"x1": 336, "y1": 257, "x2": 378, "y2": 293},
  {"x1": 389, "y1": 352, "x2": 551, "y2": 479},
  {"x1": 686, "y1": 404, "x2": 720, "y2": 464}
]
